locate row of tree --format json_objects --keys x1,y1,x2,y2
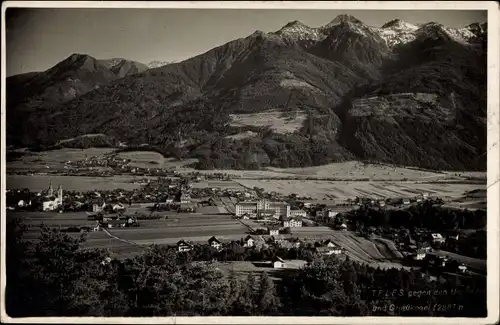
[
  {"x1": 343, "y1": 202, "x2": 486, "y2": 233},
  {"x1": 6, "y1": 218, "x2": 487, "y2": 317}
]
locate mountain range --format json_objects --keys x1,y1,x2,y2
[{"x1": 6, "y1": 15, "x2": 487, "y2": 171}]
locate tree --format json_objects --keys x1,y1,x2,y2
[
  {"x1": 233, "y1": 273, "x2": 257, "y2": 315},
  {"x1": 257, "y1": 272, "x2": 280, "y2": 315}
]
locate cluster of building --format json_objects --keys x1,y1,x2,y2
[
  {"x1": 235, "y1": 199, "x2": 309, "y2": 231},
  {"x1": 9, "y1": 182, "x2": 65, "y2": 212},
  {"x1": 175, "y1": 234, "x2": 345, "y2": 268}
]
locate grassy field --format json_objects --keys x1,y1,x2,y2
[
  {"x1": 110, "y1": 213, "x2": 249, "y2": 245},
  {"x1": 191, "y1": 180, "x2": 244, "y2": 190},
  {"x1": 115, "y1": 151, "x2": 166, "y2": 169},
  {"x1": 9, "y1": 211, "x2": 250, "y2": 258},
  {"x1": 429, "y1": 250, "x2": 487, "y2": 273},
  {"x1": 7, "y1": 175, "x2": 155, "y2": 191},
  {"x1": 115, "y1": 151, "x2": 198, "y2": 169},
  {"x1": 229, "y1": 111, "x2": 307, "y2": 134},
  {"x1": 217, "y1": 260, "x2": 309, "y2": 280},
  {"x1": 8, "y1": 148, "x2": 114, "y2": 171},
  {"x1": 178, "y1": 161, "x2": 460, "y2": 180},
  {"x1": 233, "y1": 179, "x2": 484, "y2": 201}
]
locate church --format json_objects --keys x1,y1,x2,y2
[{"x1": 42, "y1": 182, "x2": 64, "y2": 211}]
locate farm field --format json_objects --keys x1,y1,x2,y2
[
  {"x1": 7, "y1": 148, "x2": 115, "y2": 171},
  {"x1": 9, "y1": 211, "x2": 251, "y2": 258},
  {"x1": 228, "y1": 111, "x2": 307, "y2": 135},
  {"x1": 289, "y1": 227, "x2": 408, "y2": 269},
  {"x1": 191, "y1": 180, "x2": 244, "y2": 190},
  {"x1": 109, "y1": 213, "x2": 249, "y2": 245},
  {"x1": 115, "y1": 151, "x2": 198, "y2": 169},
  {"x1": 7, "y1": 174, "x2": 157, "y2": 191},
  {"x1": 178, "y1": 161, "x2": 466, "y2": 181},
  {"x1": 7, "y1": 148, "x2": 198, "y2": 172},
  {"x1": 234, "y1": 179, "x2": 484, "y2": 201},
  {"x1": 429, "y1": 250, "x2": 486, "y2": 273}
]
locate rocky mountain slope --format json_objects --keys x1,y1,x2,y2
[{"x1": 7, "y1": 15, "x2": 487, "y2": 171}]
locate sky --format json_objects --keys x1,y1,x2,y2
[{"x1": 5, "y1": 8, "x2": 487, "y2": 76}]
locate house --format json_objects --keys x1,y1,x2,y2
[
  {"x1": 458, "y1": 264, "x2": 468, "y2": 274},
  {"x1": 323, "y1": 239, "x2": 336, "y2": 247},
  {"x1": 208, "y1": 236, "x2": 222, "y2": 250},
  {"x1": 177, "y1": 240, "x2": 193, "y2": 252},
  {"x1": 430, "y1": 233, "x2": 446, "y2": 243},
  {"x1": 290, "y1": 210, "x2": 307, "y2": 218},
  {"x1": 282, "y1": 218, "x2": 303, "y2": 228},
  {"x1": 92, "y1": 223, "x2": 100, "y2": 232},
  {"x1": 427, "y1": 255, "x2": 448, "y2": 268},
  {"x1": 403, "y1": 199, "x2": 411, "y2": 205},
  {"x1": 112, "y1": 203, "x2": 126, "y2": 212},
  {"x1": 316, "y1": 239, "x2": 343, "y2": 255},
  {"x1": 243, "y1": 235, "x2": 255, "y2": 248},
  {"x1": 420, "y1": 243, "x2": 432, "y2": 252},
  {"x1": 165, "y1": 198, "x2": 174, "y2": 204},
  {"x1": 101, "y1": 257, "x2": 112, "y2": 265},
  {"x1": 93, "y1": 202, "x2": 106, "y2": 212},
  {"x1": 378, "y1": 200, "x2": 386, "y2": 207},
  {"x1": 438, "y1": 256, "x2": 449, "y2": 267},
  {"x1": 105, "y1": 219, "x2": 127, "y2": 228},
  {"x1": 180, "y1": 193, "x2": 191, "y2": 203},
  {"x1": 414, "y1": 248, "x2": 427, "y2": 260},
  {"x1": 268, "y1": 226, "x2": 280, "y2": 236},
  {"x1": 338, "y1": 223, "x2": 348, "y2": 230},
  {"x1": 179, "y1": 202, "x2": 196, "y2": 212},
  {"x1": 272, "y1": 256, "x2": 286, "y2": 268},
  {"x1": 323, "y1": 209, "x2": 339, "y2": 220}
]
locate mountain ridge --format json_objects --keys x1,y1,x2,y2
[{"x1": 7, "y1": 15, "x2": 487, "y2": 171}]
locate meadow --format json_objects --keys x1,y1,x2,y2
[
  {"x1": 9, "y1": 211, "x2": 250, "y2": 258},
  {"x1": 7, "y1": 175, "x2": 152, "y2": 191},
  {"x1": 233, "y1": 179, "x2": 483, "y2": 201}
]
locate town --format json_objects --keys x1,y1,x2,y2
[{"x1": 6, "y1": 172, "x2": 486, "y2": 278}]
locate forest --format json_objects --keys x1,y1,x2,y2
[{"x1": 6, "y1": 217, "x2": 487, "y2": 317}]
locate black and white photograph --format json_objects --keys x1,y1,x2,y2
[{"x1": 1, "y1": 1, "x2": 499, "y2": 323}]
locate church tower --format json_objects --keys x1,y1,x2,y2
[
  {"x1": 47, "y1": 181, "x2": 54, "y2": 197},
  {"x1": 57, "y1": 185, "x2": 63, "y2": 205}
]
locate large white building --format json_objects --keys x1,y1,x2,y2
[{"x1": 235, "y1": 199, "x2": 290, "y2": 219}]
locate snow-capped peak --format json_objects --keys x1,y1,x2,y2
[
  {"x1": 275, "y1": 20, "x2": 324, "y2": 42},
  {"x1": 381, "y1": 19, "x2": 418, "y2": 31},
  {"x1": 147, "y1": 61, "x2": 172, "y2": 69},
  {"x1": 268, "y1": 16, "x2": 485, "y2": 49}
]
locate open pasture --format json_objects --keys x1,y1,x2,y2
[
  {"x1": 229, "y1": 110, "x2": 307, "y2": 135},
  {"x1": 179, "y1": 161, "x2": 455, "y2": 181},
  {"x1": 7, "y1": 148, "x2": 115, "y2": 171},
  {"x1": 217, "y1": 260, "x2": 309, "y2": 280},
  {"x1": 234, "y1": 179, "x2": 484, "y2": 200},
  {"x1": 191, "y1": 180, "x2": 244, "y2": 190},
  {"x1": 429, "y1": 250, "x2": 486, "y2": 273},
  {"x1": 108, "y1": 213, "x2": 249, "y2": 245},
  {"x1": 7, "y1": 174, "x2": 153, "y2": 191}
]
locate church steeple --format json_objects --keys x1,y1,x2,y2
[
  {"x1": 57, "y1": 185, "x2": 63, "y2": 202},
  {"x1": 47, "y1": 181, "x2": 54, "y2": 197}
]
